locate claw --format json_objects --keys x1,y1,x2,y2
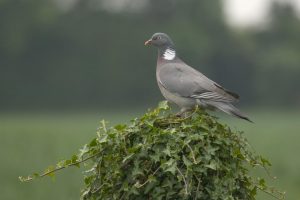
[{"x1": 176, "y1": 106, "x2": 200, "y2": 119}]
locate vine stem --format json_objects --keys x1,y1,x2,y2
[
  {"x1": 186, "y1": 143, "x2": 197, "y2": 164},
  {"x1": 176, "y1": 166, "x2": 189, "y2": 195},
  {"x1": 257, "y1": 186, "x2": 285, "y2": 200},
  {"x1": 19, "y1": 152, "x2": 101, "y2": 182},
  {"x1": 135, "y1": 167, "x2": 160, "y2": 188}
]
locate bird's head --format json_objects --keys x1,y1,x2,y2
[{"x1": 144, "y1": 33, "x2": 174, "y2": 48}]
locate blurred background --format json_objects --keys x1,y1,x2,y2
[{"x1": 1, "y1": 0, "x2": 299, "y2": 199}]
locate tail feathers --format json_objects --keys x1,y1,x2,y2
[{"x1": 207, "y1": 101, "x2": 253, "y2": 123}]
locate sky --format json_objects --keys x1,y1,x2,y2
[
  {"x1": 54, "y1": 0, "x2": 300, "y2": 28},
  {"x1": 224, "y1": 0, "x2": 300, "y2": 28}
]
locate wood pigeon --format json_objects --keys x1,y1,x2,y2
[{"x1": 145, "y1": 32, "x2": 252, "y2": 122}]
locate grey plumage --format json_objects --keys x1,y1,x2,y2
[{"x1": 145, "y1": 32, "x2": 252, "y2": 122}]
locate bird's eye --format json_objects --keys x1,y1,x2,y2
[{"x1": 153, "y1": 36, "x2": 161, "y2": 40}]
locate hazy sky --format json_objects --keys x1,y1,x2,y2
[
  {"x1": 54, "y1": 0, "x2": 300, "y2": 28},
  {"x1": 224, "y1": 0, "x2": 300, "y2": 28}
]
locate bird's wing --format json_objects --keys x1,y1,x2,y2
[{"x1": 157, "y1": 62, "x2": 239, "y2": 103}]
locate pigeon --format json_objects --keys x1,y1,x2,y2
[{"x1": 145, "y1": 32, "x2": 252, "y2": 122}]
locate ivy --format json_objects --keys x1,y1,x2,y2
[{"x1": 19, "y1": 101, "x2": 285, "y2": 199}]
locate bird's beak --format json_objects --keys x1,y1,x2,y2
[{"x1": 144, "y1": 39, "x2": 152, "y2": 46}]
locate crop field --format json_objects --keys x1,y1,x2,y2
[{"x1": 1, "y1": 109, "x2": 299, "y2": 200}]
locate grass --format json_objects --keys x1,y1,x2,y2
[
  {"x1": 221, "y1": 110, "x2": 300, "y2": 200},
  {"x1": 0, "y1": 109, "x2": 299, "y2": 200}
]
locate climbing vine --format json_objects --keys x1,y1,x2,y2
[{"x1": 20, "y1": 101, "x2": 284, "y2": 200}]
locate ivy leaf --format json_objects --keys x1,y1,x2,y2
[
  {"x1": 89, "y1": 138, "x2": 98, "y2": 147},
  {"x1": 162, "y1": 146, "x2": 171, "y2": 156},
  {"x1": 260, "y1": 156, "x2": 272, "y2": 167},
  {"x1": 98, "y1": 134, "x2": 108, "y2": 144},
  {"x1": 114, "y1": 124, "x2": 127, "y2": 131},
  {"x1": 84, "y1": 175, "x2": 94, "y2": 185},
  {"x1": 79, "y1": 144, "x2": 89, "y2": 158},
  {"x1": 56, "y1": 160, "x2": 66, "y2": 168},
  {"x1": 183, "y1": 155, "x2": 193, "y2": 167},
  {"x1": 163, "y1": 159, "x2": 177, "y2": 175},
  {"x1": 71, "y1": 155, "x2": 78, "y2": 163},
  {"x1": 258, "y1": 178, "x2": 267, "y2": 190},
  {"x1": 44, "y1": 165, "x2": 56, "y2": 178},
  {"x1": 205, "y1": 161, "x2": 218, "y2": 170},
  {"x1": 250, "y1": 187, "x2": 257, "y2": 197},
  {"x1": 158, "y1": 100, "x2": 169, "y2": 110}
]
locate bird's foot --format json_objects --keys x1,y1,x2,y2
[
  {"x1": 176, "y1": 106, "x2": 200, "y2": 119},
  {"x1": 175, "y1": 111, "x2": 185, "y2": 117},
  {"x1": 176, "y1": 109, "x2": 189, "y2": 117}
]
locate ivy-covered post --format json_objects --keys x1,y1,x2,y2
[{"x1": 20, "y1": 101, "x2": 284, "y2": 200}]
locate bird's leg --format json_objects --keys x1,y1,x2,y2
[
  {"x1": 185, "y1": 106, "x2": 200, "y2": 118},
  {"x1": 175, "y1": 108, "x2": 187, "y2": 117},
  {"x1": 176, "y1": 108, "x2": 193, "y2": 118},
  {"x1": 176, "y1": 106, "x2": 200, "y2": 119}
]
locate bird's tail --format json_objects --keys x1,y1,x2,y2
[{"x1": 207, "y1": 101, "x2": 253, "y2": 123}]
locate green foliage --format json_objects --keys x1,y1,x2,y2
[{"x1": 20, "y1": 101, "x2": 284, "y2": 199}]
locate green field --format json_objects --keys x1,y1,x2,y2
[{"x1": 1, "y1": 109, "x2": 299, "y2": 200}]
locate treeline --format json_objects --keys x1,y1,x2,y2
[{"x1": 0, "y1": 0, "x2": 299, "y2": 110}]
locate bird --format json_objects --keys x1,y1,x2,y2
[{"x1": 144, "y1": 32, "x2": 252, "y2": 122}]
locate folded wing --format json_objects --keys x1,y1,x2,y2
[{"x1": 157, "y1": 62, "x2": 239, "y2": 103}]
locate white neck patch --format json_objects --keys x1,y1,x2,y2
[{"x1": 163, "y1": 48, "x2": 176, "y2": 60}]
